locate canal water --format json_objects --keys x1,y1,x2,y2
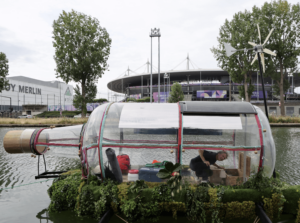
[{"x1": 0, "y1": 127, "x2": 299, "y2": 223}]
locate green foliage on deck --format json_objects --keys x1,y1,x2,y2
[{"x1": 47, "y1": 169, "x2": 300, "y2": 222}]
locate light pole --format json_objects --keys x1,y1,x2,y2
[
  {"x1": 164, "y1": 73, "x2": 169, "y2": 103},
  {"x1": 0, "y1": 96, "x2": 11, "y2": 118},
  {"x1": 257, "y1": 71, "x2": 259, "y2": 101},
  {"x1": 200, "y1": 71, "x2": 202, "y2": 101},
  {"x1": 150, "y1": 28, "x2": 161, "y2": 103},
  {"x1": 60, "y1": 83, "x2": 61, "y2": 111}
]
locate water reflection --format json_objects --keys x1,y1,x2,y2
[
  {"x1": 273, "y1": 127, "x2": 300, "y2": 185},
  {"x1": 36, "y1": 208, "x2": 97, "y2": 223},
  {"x1": 0, "y1": 127, "x2": 82, "y2": 223}
]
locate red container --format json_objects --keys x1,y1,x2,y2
[{"x1": 129, "y1": 169, "x2": 139, "y2": 174}]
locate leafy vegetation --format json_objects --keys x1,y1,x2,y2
[
  {"x1": 156, "y1": 162, "x2": 183, "y2": 179},
  {"x1": 168, "y1": 82, "x2": 184, "y2": 103},
  {"x1": 73, "y1": 83, "x2": 97, "y2": 116},
  {"x1": 126, "y1": 97, "x2": 136, "y2": 102},
  {"x1": 93, "y1": 98, "x2": 108, "y2": 103},
  {"x1": 211, "y1": 0, "x2": 300, "y2": 108},
  {"x1": 0, "y1": 52, "x2": 9, "y2": 93},
  {"x1": 47, "y1": 167, "x2": 300, "y2": 222},
  {"x1": 52, "y1": 10, "x2": 111, "y2": 117}
]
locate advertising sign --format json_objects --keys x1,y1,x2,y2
[
  {"x1": 130, "y1": 94, "x2": 141, "y2": 100},
  {"x1": 196, "y1": 90, "x2": 227, "y2": 98},
  {"x1": 251, "y1": 91, "x2": 267, "y2": 99},
  {"x1": 153, "y1": 92, "x2": 169, "y2": 103}
]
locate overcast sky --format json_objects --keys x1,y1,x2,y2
[{"x1": 1, "y1": 0, "x2": 299, "y2": 99}]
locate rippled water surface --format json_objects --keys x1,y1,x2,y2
[
  {"x1": 0, "y1": 127, "x2": 300, "y2": 222},
  {"x1": 273, "y1": 127, "x2": 300, "y2": 185},
  {"x1": 0, "y1": 128, "x2": 97, "y2": 223}
]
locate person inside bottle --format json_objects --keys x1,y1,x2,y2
[{"x1": 189, "y1": 150, "x2": 228, "y2": 182}]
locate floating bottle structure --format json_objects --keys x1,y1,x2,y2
[{"x1": 3, "y1": 101, "x2": 276, "y2": 184}]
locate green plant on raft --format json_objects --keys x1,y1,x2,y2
[
  {"x1": 156, "y1": 162, "x2": 183, "y2": 179},
  {"x1": 208, "y1": 187, "x2": 225, "y2": 223},
  {"x1": 186, "y1": 185, "x2": 209, "y2": 223},
  {"x1": 235, "y1": 167, "x2": 288, "y2": 191},
  {"x1": 296, "y1": 199, "x2": 300, "y2": 223},
  {"x1": 224, "y1": 201, "x2": 255, "y2": 219},
  {"x1": 120, "y1": 180, "x2": 161, "y2": 222},
  {"x1": 128, "y1": 180, "x2": 148, "y2": 194},
  {"x1": 152, "y1": 183, "x2": 172, "y2": 202},
  {"x1": 47, "y1": 169, "x2": 295, "y2": 222},
  {"x1": 263, "y1": 196, "x2": 274, "y2": 220},
  {"x1": 272, "y1": 193, "x2": 286, "y2": 219},
  {"x1": 48, "y1": 173, "x2": 82, "y2": 212},
  {"x1": 93, "y1": 179, "x2": 119, "y2": 219}
]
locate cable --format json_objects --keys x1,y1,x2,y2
[
  {"x1": 133, "y1": 63, "x2": 147, "y2": 73},
  {"x1": 171, "y1": 58, "x2": 186, "y2": 70},
  {"x1": 189, "y1": 58, "x2": 200, "y2": 69}
]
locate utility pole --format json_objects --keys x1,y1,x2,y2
[{"x1": 60, "y1": 83, "x2": 62, "y2": 111}]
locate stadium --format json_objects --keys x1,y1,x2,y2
[{"x1": 107, "y1": 57, "x2": 300, "y2": 115}]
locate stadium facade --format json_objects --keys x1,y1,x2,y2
[
  {"x1": 107, "y1": 68, "x2": 287, "y2": 102},
  {"x1": 107, "y1": 67, "x2": 300, "y2": 116}
]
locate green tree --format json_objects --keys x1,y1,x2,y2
[
  {"x1": 93, "y1": 98, "x2": 108, "y2": 103},
  {"x1": 52, "y1": 10, "x2": 111, "y2": 117},
  {"x1": 0, "y1": 52, "x2": 9, "y2": 92},
  {"x1": 168, "y1": 82, "x2": 184, "y2": 103},
  {"x1": 259, "y1": 0, "x2": 300, "y2": 116},
  {"x1": 73, "y1": 82, "x2": 97, "y2": 112},
  {"x1": 211, "y1": 0, "x2": 300, "y2": 113},
  {"x1": 211, "y1": 9, "x2": 259, "y2": 102}
]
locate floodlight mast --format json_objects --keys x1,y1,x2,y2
[{"x1": 150, "y1": 28, "x2": 161, "y2": 103}]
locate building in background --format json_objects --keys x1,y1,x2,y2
[
  {"x1": 107, "y1": 56, "x2": 300, "y2": 116},
  {"x1": 107, "y1": 68, "x2": 278, "y2": 102},
  {"x1": 0, "y1": 76, "x2": 74, "y2": 114}
]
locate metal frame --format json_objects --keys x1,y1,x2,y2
[{"x1": 35, "y1": 154, "x2": 67, "y2": 179}]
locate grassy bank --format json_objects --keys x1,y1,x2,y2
[
  {"x1": 0, "y1": 117, "x2": 88, "y2": 125},
  {"x1": 269, "y1": 115, "x2": 300, "y2": 123},
  {"x1": 0, "y1": 115, "x2": 299, "y2": 126},
  {"x1": 36, "y1": 111, "x2": 82, "y2": 118}
]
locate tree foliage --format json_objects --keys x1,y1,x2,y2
[
  {"x1": 168, "y1": 82, "x2": 184, "y2": 103},
  {"x1": 0, "y1": 52, "x2": 9, "y2": 92},
  {"x1": 73, "y1": 82, "x2": 97, "y2": 112},
  {"x1": 211, "y1": 9, "x2": 259, "y2": 102},
  {"x1": 259, "y1": 0, "x2": 300, "y2": 115},
  {"x1": 211, "y1": 0, "x2": 300, "y2": 108},
  {"x1": 52, "y1": 10, "x2": 111, "y2": 117},
  {"x1": 93, "y1": 98, "x2": 108, "y2": 103}
]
